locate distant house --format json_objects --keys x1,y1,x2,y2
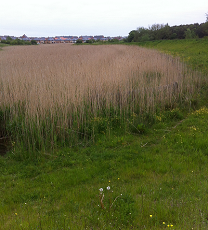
[
  {"x1": 64, "y1": 38, "x2": 72, "y2": 43},
  {"x1": 22, "y1": 37, "x2": 31, "y2": 42},
  {"x1": 79, "y1": 36, "x2": 93, "y2": 42},
  {"x1": 60, "y1": 37, "x2": 72, "y2": 43},
  {"x1": 1, "y1": 34, "x2": 127, "y2": 45},
  {"x1": 0, "y1": 35, "x2": 16, "y2": 41},
  {"x1": 54, "y1": 37, "x2": 63, "y2": 43},
  {"x1": 33, "y1": 37, "x2": 45, "y2": 44},
  {"x1": 113, "y1": 36, "x2": 124, "y2": 41},
  {"x1": 20, "y1": 34, "x2": 31, "y2": 41},
  {"x1": 45, "y1": 37, "x2": 55, "y2": 44},
  {"x1": 71, "y1": 37, "x2": 78, "y2": 43},
  {"x1": 94, "y1": 35, "x2": 104, "y2": 40},
  {"x1": 10, "y1": 36, "x2": 18, "y2": 40},
  {"x1": 106, "y1": 36, "x2": 112, "y2": 40},
  {"x1": 21, "y1": 34, "x2": 27, "y2": 38},
  {"x1": 100, "y1": 37, "x2": 108, "y2": 41},
  {"x1": 0, "y1": 36, "x2": 6, "y2": 41}
]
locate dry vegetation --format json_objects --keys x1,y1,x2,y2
[{"x1": 0, "y1": 44, "x2": 205, "y2": 152}]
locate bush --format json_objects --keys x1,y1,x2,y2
[
  {"x1": 85, "y1": 39, "x2": 94, "y2": 44},
  {"x1": 76, "y1": 39, "x2": 82, "y2": 44},
  {"x1": 31, "y1": 40, "x2": 37, "y2": 45},
  {"x1": 10, "y1": 39, "x2": 24, "y2": 45}
]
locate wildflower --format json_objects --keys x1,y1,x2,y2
[
  {"x1": 99, "y1": 188, "x2": 103, "y2": 193},
  {"x1": 15, "y1": 213, "x2": 17, "y2": 215},
  {"x1": 107, "y1": 186, "x2": 110, "y2": 190},
  {"x1": 156, "y1": 116, "x2": 162, "y2": 122},
  {"x1": 150, "y1": 215, "x2": 152, "y2": 218},
  {"x1": 118, "y1": 178, "x2": 120, "y2": 180},
  {"x1": 163, "y1": 222, "x2": 165, "y2": 224}
]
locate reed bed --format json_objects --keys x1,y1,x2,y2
[{"x1": 0, "y1": 44, "x2": 205, "y2": 154}]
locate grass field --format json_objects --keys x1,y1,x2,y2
[
  {"x1": 0, "y1": 39, "x2": 208, "y2": 229},
  {"x1": 132, "y1": 38, "x2": 208, "y2": 74}
]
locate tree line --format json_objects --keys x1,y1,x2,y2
[
  {"x1": 1, "y1": 37, "x2": 37, "y2": 45},
  {"x1": 126, "y1": 21, "x2": 208, "y2": 42}
]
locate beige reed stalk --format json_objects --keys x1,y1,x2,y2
[{"x1": 0, "y1": 44, "x2": 204, "y2": 147}]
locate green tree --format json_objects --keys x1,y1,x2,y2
[
  {"x1": 31, "y1": 40, "x2": 37, "y2": 45},
  {"x1": 4, "y1": 36, "x2": 13, "y2": 44},
  {"x1": 76, "y1": 39, "x2": 82, "y2": 44},
  {"x1": 185, "y1": 28, "x2": 196, "y2": 39},
  {"x1": 136, "y1": 27, "x2": 150, "y2": 42},
  {"x1": 160, "y1": 24, "x2": 171, "y2": 39},
  {"x1": 140, "y1": 34, "x2": 150, "y2": 42},
  {"x1": 10, "y1": 38, "x2": 24, "y2": 45},
  {"x1": 170, "y1": 33, "x2": 177, "y2": 39},
  {"x1": 6, "y1": 36, "x2": 13, "y2": 42},
  {"x1": 127, "y1": 30, "x2": 136, "y2": 42}
]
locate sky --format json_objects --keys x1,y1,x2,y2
[{"x1": 1, "y1": 0, "x2": 208, "y2": 37}]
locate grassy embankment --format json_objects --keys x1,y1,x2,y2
[
  {"x1": 0, "y1": 43, "x2": 8, "y2": 49},
  {"x1": 0, "y1": 39, "x2": 208, "y2": 229},
  {"x1": 131, "y1": 38, "x2": 208, "y2": 74}
]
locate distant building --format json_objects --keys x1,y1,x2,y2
[
  {"x1": 79, "y1": 36, "x2": 93, "y2": 42},
  {"x1": 94, "y1": 35, "x2": 104, "y2": 40},
  {"x1": 0, "y1": 36, "x2": 6, "y2": 41},
  {"x1": 1, "y1": 33, "x2": 126, "y2": 44},
  {"x1": 45, "y1": 37, "x2": 55, "y2": 44},
  {"x1": 33, "y1": 37, "x2": 45, "y2": 44}
]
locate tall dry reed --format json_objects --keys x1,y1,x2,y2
[{"x1": 0, "y1": 44, "x2": 205, "y2": 153}]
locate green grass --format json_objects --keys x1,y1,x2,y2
[
  {"x1": 130, "y1": 38, "x2": 208, "y2": 74},
  {"x1": 1, "y1": 106, "x2": 208, "y2": 229},
  {"x1": 0, "y1": 43, "x2": 8, "y2": 50},
  {"x1": 1, "y1": 39, "x2": 208, "y2": 229}
]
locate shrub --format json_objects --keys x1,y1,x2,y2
[
  {"x1": 76, "y1": 39, "x2": 82, "y2": 44},
  {"x1": 31, "y1": 40, "x2": 37, "y2": 45}
]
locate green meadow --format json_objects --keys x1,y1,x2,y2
[
  {"x1": 132, "y1": 38, "x2": 208, "y2": 74},
  {"x1": 1, "y1": 39, "x2": 208, "y2": 229}
]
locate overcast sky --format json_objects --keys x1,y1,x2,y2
[{"x1": 1, "y1": 0, "x2": 207, "y2": 37}]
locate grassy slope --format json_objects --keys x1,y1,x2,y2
[
  {"x1": 1, "y1": 39, "x2": 208, "y2": 229},
  {"x1": 0, "y1": 43, "x2": 7, "y2": 51},
  {"x1": 132, "y1": 38, "x2": 208, "y2": 74}
]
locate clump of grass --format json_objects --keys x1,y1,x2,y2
[{"x1": 0, "y1": 44, "x2": 207, "y2": 157}]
